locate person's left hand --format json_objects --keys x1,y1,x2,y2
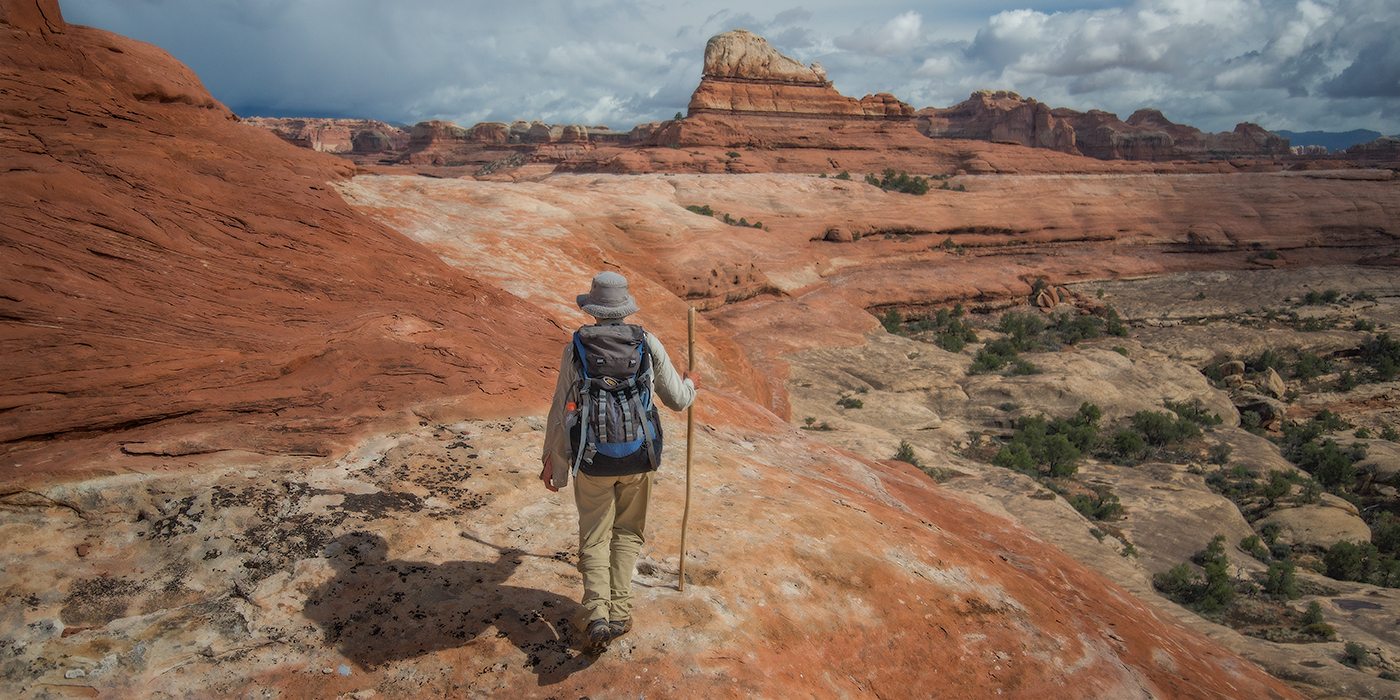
[{"x1": 684, "y1": 371, "x2": 703, "y2": 390}]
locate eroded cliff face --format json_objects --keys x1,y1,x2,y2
[
  {"x1": 687, "y1": 29, "x2": 914, "y2": 120},
  {"x1": 916, "y1": 91, "x2": 1292, "y2": 162}
]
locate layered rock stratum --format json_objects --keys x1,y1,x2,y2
[{"x1": 4, "y1": 3, "x2": 1400, "y2": 699}]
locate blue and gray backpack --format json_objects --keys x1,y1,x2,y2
[{"x1": 568, "y1": 324, "x2": 663, "y2": 477}]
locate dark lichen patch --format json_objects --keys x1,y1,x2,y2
[
  {"x1": 59, "y1": 577, "x2": 144, "y2": 627},
  {"x1": 340, "y1": 491, "x2": 424, "y2": 519},
  {"x1": 145, "y1": 494, "x2": 205, "y2": 541}
]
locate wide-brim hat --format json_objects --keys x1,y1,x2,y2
[{"x1": 576, "y1": 271, "x2": 640, "y2": 319}]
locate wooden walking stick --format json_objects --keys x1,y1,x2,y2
[{"x1": 679, "y1": 307, "x2": 695, "y2": 591}]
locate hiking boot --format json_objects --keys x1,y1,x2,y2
[
  {"x1": 584, "y1": 619, "x2": 611, "y2": 656},
  {"x1": 608, "y1": 617, "x2": 632, "y2": 640}
]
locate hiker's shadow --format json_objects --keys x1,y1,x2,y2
[{"x1": 303, "y1": 532, "x2": 590, "y2": 684}]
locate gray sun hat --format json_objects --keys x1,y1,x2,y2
[{"x1": 576, "y1": 271, "x2": 640, "y2": 319}]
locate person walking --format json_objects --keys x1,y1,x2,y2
[{"x1": 540, "y1": 271, "x2": 700, "y2": 655}]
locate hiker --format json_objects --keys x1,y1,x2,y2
[{"x1": 539, "y1": 271, "x2": 700, "y2": 655}]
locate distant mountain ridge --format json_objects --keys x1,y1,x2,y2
[{"x1": 1273, "y1": 129, "x2": 1386, "y2": 152}]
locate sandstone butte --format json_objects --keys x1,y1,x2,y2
[
  {"x1": 2, "y1": 2, "x2": 1398, "y2": 698},
  {"x1": 241, "y1": 29, "x2": 1395, "y2": 179}
]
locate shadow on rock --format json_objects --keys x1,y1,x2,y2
[{"x1": 303, "y1": 531, "x2": 590, "y2": 684}]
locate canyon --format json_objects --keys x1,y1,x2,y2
[{"x1": 3, "y1": 3, "x2": 1399, "y2": 699}]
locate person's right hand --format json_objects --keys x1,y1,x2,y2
[
  {"x1": 539, "y1": 458, "x2": 559, "y2": 492},
  {"x1": 684, "y1": 371, "x2": 703, "y2": 391}
]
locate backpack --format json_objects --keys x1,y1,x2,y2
[{"x1": 567, "y1": 324, "x2": 663, "y2": 477}]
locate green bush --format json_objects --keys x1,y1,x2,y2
[
  {"x1": 1241, "y1": 534, "x2": 1270, "y2": 562},
  {"x1": 1166, "y1": 399, "x2": 1224, "y2": 427},
  {"x1": 1325, "y1": 540, "x2": 1376, "y2": 582},
  {"x1": 1264, "y1": 560, "x2": 1298, "y2": 599},
  {"x1": 866, "y1": 168, "x2": 931, "y2": 195},
  {"x1": 881, "y1": 308, "x2": 903, "y2": 335},
  {"x1": 1300, "y1": 601, "x2": 1335, "y2": 639},
  {"x1": 836, "y1": 395, "x2": 864, "y2": 409},
  {"x1": 894, "y1": 440, "x2": 920, "y2": 467},
  {"x1": 1196, "y1": 535, "x2": 1236, "y2": 613},
  {"x1": 1130, "y1": 410, "x2": 1201, "y2": 447},
  {"x1": 1069, "y1": 487, "x2": 1123, "y2": 520},
  {"x1": 1362, "y1": 333, "x2": 1400, "y2": 382},
  {"x1": 991, "y1": 404, "x2": 1101, "y2": 478},
  {"x1": 970, "y1": 338, "x2": 1021, "y2": 374},
  {"x1": 1261, "y1": 470, "x2": 1293, "y2": 504},
  {"x1": 1153, "y1": 537, "x2": 1235, "y2": 613},
  {"x1": 1294, "y1": 352, "x2": 1331, "y2": 381},
  {"x1": 1250, "y1": 349, "x2": 1288, "y2": 374},
  {"x1": 1108, "y1": 429, "x2": 1147, "y2": 462},
  {"x1": 1344, "y1": 641, "x2": 1371, "y2": 668}
]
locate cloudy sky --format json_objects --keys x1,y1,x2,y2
[{"x1": 63, "y1": 0, "x2": 1400, "y2": 135}]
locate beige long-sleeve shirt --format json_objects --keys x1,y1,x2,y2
[{"x1": 542, "y1": 320, "x2": 695, "y2": 488}]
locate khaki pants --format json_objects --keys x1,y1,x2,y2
[{"x1": 573, "y1": 471, "x2": 651, "y2": 630}]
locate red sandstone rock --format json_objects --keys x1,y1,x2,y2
[
  {"x1": 0, "y1": 1, "x2": 562, "y2": 478},
  {"x1": 240, "y1": 117, "x2": 410, "y2": 154},
  {"x1": 688, "y1": 29, "x2": 913, "y2": 119},
  {"x1": 917, "y1": 90, "x2": 1079, "y2": 155}
]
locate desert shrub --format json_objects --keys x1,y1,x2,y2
[
  {"x1": 834, "y1": 171, "x2": 852, "y2": 180},
  {"x1": 1299, "y1": 600, "x2": 1336, "y2": 639},
  {"x1": 1383, "y1": 425, "x2": 1400, "y2": 442},
  {"x1": 1210, "y1": 441, "x2": 1234, "y2": 465},
  {"x1": 1107, "y1": 429, "x2": 1147, "y2": 463},
  {"x1": 970, "y1": 338, "x2": 1021, "y2": 374},
  {"x1": 1241, "y1": 534, "x2": 1270, "y2": 562},
  {"x1": 1154, "y1": 536, "x2": 1234, "y2": 613},
  {"x1": 1196, "y1": 535, "x2": 1236, "y2": 613},
  {"x1": 1325, "y1": 540, "x2": 1376, "y2": 582},
  {"x1": 836, "y1": 395, "x2": 864, "y2": 409},
  {"x1": 1250, "y1": 349, "x2": 1288, "y2": 375},
  {"x1": 1069, "y1": 486, "x2": 1123, "y2": 521},
  {"x1": 1101, "y1": 308, "x2": 1128, "y2": 337},
  {"x1": 936, "y1": 332, "x2": 966, "y2": 353},
  {"x1": 867, "y1": 168, "x2": 930, "y2": 195},
  {"x1": 1293, "y1": 438, "x2": 1365, "y2": 489},
  {"x1": 1261, "y1": 470, "x2": 1293, "y2": 504},
  {"x1": 1362, "y1": 333, "x2": 1400, "y2": 382},
  {"x1": 1264, "y1": 560, "x2": 1299, "y2": 599},
  {"x1": 998, "y1": 313, "x2": 1046, "y2": 350},
  {"x1": 1166, "y1": 399, "x2": 1224, "y2": 427},
  {"x1": 1010, "y1": 359, "x2": 1038, "y2": 375},
  {"x1": 893, "y1": 440, "x2": 920, "y2": 467},
  {"x1": 685, "y1": 204, "x2": 714, "y2": 216},
  {"x1": 1053, "y1": 311, "x2": 1101, "y2": 345},
  {"x1": 1293, "y1": 352, "x2": 1331, "y2": 381},
  {"x1": 1338, "y1": 370, "x2": 1360, "y2": 391},
  {"x1": 991, "y1": 404, "x2": 1101, "y2": 478},
  {"x1": 1154, "y1": 563, "x2": 1205, "y2": 605},
  {"x1": 881, "y1": 308, "x2": 903, "y2": 335},
  {"x1": 1344, "y1": 641, "x2": 1372, "y2": 668},
  {"x1": 1130, "y1": 410, "x2": 1201, "y2": 446},
  {"x1": 1372, "y1": 513, "x2": 1400, "y2": 555}
]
